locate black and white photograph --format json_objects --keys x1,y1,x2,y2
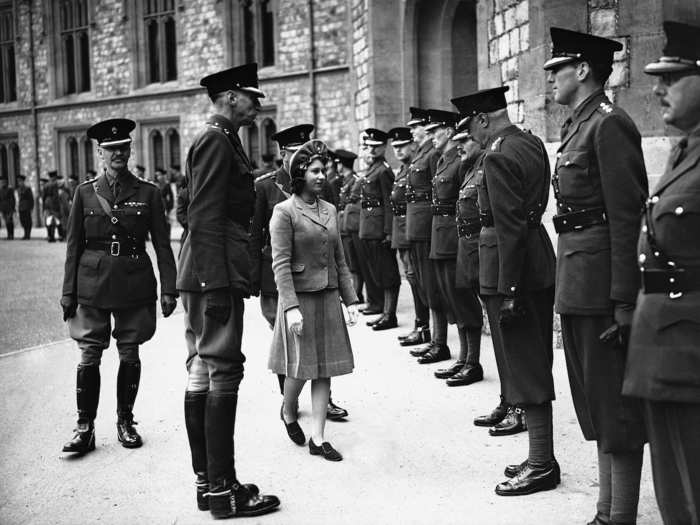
[{"x1": 1, "y1": 0, "x2": 699, "y2": 523}]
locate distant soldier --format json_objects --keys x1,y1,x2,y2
[
  {"x1": 60, "y1": 118, "x2": 177, "y2": 456},
  {"x1": 41, "y1": 170, "x2": 63, "y2": 242},
  {"x1": 16, "y1": 174, "x2": 34, "y2": 240},
  {"x1": 177, "y1": 63, "x2": 279, "y2": 518},
  {"x1": 545, "y1": 28, "x2": 648, "y2": 524},
  {"x1": 466, "y1": 87, "x2": 558, "y2": 496},
  {"x1": 335, "y1": 149, "x2": 364, "y2": 302},
  {"x1": 58, "y1": 177, "x2": 73, "y2": 239},
  {"x1": 624, "y1": 21, "x2": 700, "y2": 525},
  {"x1": 360, "y1": 128, "x2": 400, "y2": 330},
  {"x1": 0, "y1": 175, "x2": 15, "y2": 239}
]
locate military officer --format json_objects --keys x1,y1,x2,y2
[
  {"x1": 42, "y1": 170, "x2": 63, "y2": 242},
  {"x1": 17, "y1": 174, "x2": 34, "y2": 240},
  {"x1": 405, "y1": 108, "x2": 444, "y2": 353},
  {"x1": 462, "y1": 87, "x2": 558, "y2": 495},
  {"x1": 336, "y1": 149, "x2": 365, "y2": 302},
  {"x1": 387, "y1": 127, "x2": 429, "y2": 339},
  {"x1": 0, "y1": 176, "x2": 15, "y2": 239},
  {"x1": 544, "y1": 28, "x2": 648, "y2": 525},
  {"x1": 325, "y1": 149, "x2": 343, "y2": 206},
  {"x1": 430, "y1": 109, "x2": 486, "y2": 386},
  {"x1": 177, "y1": 63, "x2": 279, "y2": 518},
  {"x1": 60, "y1": 118, "x2": 178, "y2": 456},
  {"x1": 360, "y1": 128, "x2": 401, "y2": 329},
  {"x1": 249, "y1": 123, "x2": 349, "y2": 420},
  {"x1": 623, "y1": 21, "x2": 700, "y2": 525}
]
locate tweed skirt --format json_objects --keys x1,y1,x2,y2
[{"x1": 268, "y1": 288, "x2": 354, "y2": 380}]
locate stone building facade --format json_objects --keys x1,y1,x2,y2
[{"x1": 0, "y1": 0, "x2": 698, "y2": 223}]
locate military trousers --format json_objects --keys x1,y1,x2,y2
[
  {"x1": 433, "y1": 258, "x2": 483, "y2": 329},
  {"x1": 363, "y1": 239, "x2": 401, "y2": 289},
  {"x1": 341, "y1": 234, "x2": 360, "y2": 274},
  {"x1": 350, "y1": 232, "x2": 382, "y2": 307},
  {"x1": 19, "y1": 210, "x2": 31, "y2": 238},
  {"x1": 483, "y1": 289, "x2": 555, "y2": 406},
  {"x1": 1, "y1": 212, "x2": 13, "y2": 238},
  {"x1": 260, "y1": 293, "x2": 278, "y2": 329},
  {"x1": 561, "y1": 315, "x2": 646, "y2": 453},
  {"x1": 644, "y1": 400, "x2": 700, "y2": 525},
  {"x1": 69, "y1": 303, "x2": 156, "y2": 365},
  {"x1": 182, "y1": 291, "x2": 245, "y2": 394},
  {"x1": 409, "y1": 241, "x2": 442, "y2": 310}
]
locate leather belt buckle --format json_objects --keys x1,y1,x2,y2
[
  {"x1": 110, "y1": 241, "x2": 121, "y2": 256},
  {"x1": 641, "y1": 268, "x2": 686, "y2": 297}
]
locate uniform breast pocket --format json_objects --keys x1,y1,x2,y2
[
  {"x1": 556, "y1": 150, "x2": 594, "y2": 199},
  {"x1": 557, "y1": 228, "x2": 611, "y2": 309},
  {"x1": 118, "y1": 207, "x2": 151, "y2": 235},
  {"x1": 652, "y1": 192, "x2": 700, "y2": 259}
]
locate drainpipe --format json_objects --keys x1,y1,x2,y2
[
  {"x1": 307, "y1": 0, "x2": 318, "y2": 129},
  {"x1": 27, "y1": 2, "x2": 41, "y2": 225}
]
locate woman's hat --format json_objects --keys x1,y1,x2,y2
[{"x1": 289, "y1": 139, "x2": 329, "y2": 179}]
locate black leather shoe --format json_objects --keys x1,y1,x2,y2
[
  {"x1": 417, "y1": 344, "x2": 451, "y2": 364},
  {"x1": 309, "y1": 439, "x2": 343, "y2": 461},
  {"x1": 474, "y1": 398, "x2": 508, "y2": 427},
  {"x1": 372, "y1": 314, "x2": 398, "y2": 331},
  {"x1": 197, "y1": 477, "x2": 259, "y2": 511},
  {"x1": 400, "y1": 327, "x2": 431, "y2": 346},
  {"x1": 326, "y1": 400, "x2": 348, "y2": 421},
  {"x1": 117, "y1": 417, "x2": 143, "y2": 448},
  {"x1": 586, "y1": 513, "x2": 610, "y2": 525},
  {"x1": 234, "y1": 483, "x2": 280, "y2": 517},
  {"x1": 489, "y1": 407, "x2": 526, "y2": 436},
  {"x1": 410, "y1": 342, "x2": 435, "y2": 357},
  {"x1": 361, "y1": 306, "x2": 383, "y2": 316},
  {"x1": 434, "y1": 360, "x2": 465, "y2": 379},
  {"x1": 366, "y1": 314, "x2": 386, "y2": 327},
  {"x1": 446, "y1": 363, "x2": 484, "y2": 386},
  {"x1": 505, "y1": 458, "x2": 560, "y2": 484},
  {"x1": 495, "y1": 461, "x2": 560, "y2": 496},
  {"x1": 280, "y1": 405, "x2": 305, "y2": 445},
  {"x1": 62, "y1": 422, "x2": 95, "y2": 454}
]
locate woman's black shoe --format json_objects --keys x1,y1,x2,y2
[
  {"x1": 309, "y1": 439, "x2": 343, "y2": 461},
  {"x1": 280, "y1": 405, "x2": 305, "y2": 445}
]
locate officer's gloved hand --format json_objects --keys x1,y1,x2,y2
[
  {"x1": 204, "y1": 288, "x2": 231, "y2": 325},
  {"x1": 60, "y1": 295, "x2": 77, "y2": 322},
  {"x1": 499, "y1": 297, "x2": 525, "y2": 327},
  {"x1": 382, "y1": 234, "x2": 392, "y2": 245},
  {"x1": 161, "y1": 294, "x2": 177, "y2": 318},
  {"x1": 600, "y1": 302, "x2": 634, "y2": 349}
]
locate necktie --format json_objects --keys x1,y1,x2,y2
[
  {"x1": 671, "y1": 137, "x2": 688, "y2": 168},
  {"x1": 560, "y1": 117, "x2": 573, "y2": 141}
]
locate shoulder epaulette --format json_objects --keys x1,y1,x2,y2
[
  {"x1": 255, "y1": 172, "x2": 276, "y2": 183},
  {"x1": 138, "y1": 177, "x2": 158, "y2": 187},
  {"x1": 383, "y1": 161, "x2": 391, "y2": 169},
  {"x1": 78, "y1": 179, "x2": 93, "y2": 187},
  {"x1": 207, "y1": 121, "x2": 235, "y2": 137},
  {"x1": 490, "y1": 136, "x2": 504, "y2": 152},
  {"x1": 598, "y1": 101, "x2": 613, "y2": 114}
]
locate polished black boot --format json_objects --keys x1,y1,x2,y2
[
  {"x1": 326, "y1": 395, "x2": 348, "y2": 421},
  {"x1": 473, "y1": 396, "x2": 508, "y2": 427},
  {"x1": 400, "y1": 326, "x2": 430, "y2": 346},
  {"x1": 409, "y1": 341, "x2": 435, "y2": 357},
  {"x1": 417, "y1": 343, "x2": 450, "y2": 364},
  {"x1": 489, "y1": 407, "x2": 527, "y2": 436},
  {"x1": 116, "y1": 361, "x2": 143, "y2": 448},
  {"x1": 446, "y1": 363, "x2": 484, "y2": 386},
  {"x1": 434, "y1": 360, "x2": 465, "y2": 379},
  {"x1": 398, "y1": 320, "x2": 420, "y2": 341},
  {"x1": 366, "y1": 313, "x2": 386, "y2": 326},
  {"x1": 504, "y1": 457, "x2": 560, "y2": 483},
  {"x1": 372, "y1": 313, "x2": 398, "y2": 331},
  {"x1": 62, "y1": 364, "x2": 100, "y2": 454},
  {"x1": 495, "y1": 460, "x2": 560, "y2": 496}
]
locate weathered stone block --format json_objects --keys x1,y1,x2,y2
[
  {"x1": 510, "y1": 28, "x2": 520, "y2": 56},
  {"x1": 608, "y1": 60, "x2": 629, "y2": 87},
  {"x1": 520, "y1": 22, "x2": 530, "y2": 52},
  {"x1": 515, "y1": 0, "x2": 529, "y2": 25},
  {"x1": 498, "y1": 33, "x2": 510, "y2": 60},
  {"x1": 590, "y1": 8, "x2": 617, "y2": 36},
  {"x1": 504, "y1": 7, "x2": 517, "y2": 32},
  {"x1": 494, "y1": 12, "x2": 504, "y2": 34}
]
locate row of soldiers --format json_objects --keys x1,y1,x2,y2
[{"x1": 249, "y1": 23, "x2": 700, "y2": 524}]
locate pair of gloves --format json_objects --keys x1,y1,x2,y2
[{"x1": 61, "y1": 294, "x2": 178, "y2": 321}]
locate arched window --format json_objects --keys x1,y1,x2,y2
[
  {"x1": 0, "y1": 4, "x2": 17, "y2": 103},
  {"x1": 144, "y1": 0, "x2": 177, "y2": 84},
  {"x1": 150, "y1": 130, "x2": 164, "y2": 171},
  {"x1": 0, "y1": 144, "x2": 7, "y2": 180},
  {"x1": 166, "y1": 128, "x2": 180, "y2": 169},
  {"x1": 230, "y1": 0, "x2": 275, "y2": 67},
  {"x1": 83, "y1": 136, "x2": 93, "y2": 174},
  {"x1": 9, "y1": 142, "x2": 19, "y2": 186},
  {"x1": 261, "y1": 0, "x2": 275, "y2": 67},
  {"x1": 59, "y1": 0, "x2": 90, "y2": 95},
  {"x1": 67, "y1": 137, "x2": 79, "y2": 178}
]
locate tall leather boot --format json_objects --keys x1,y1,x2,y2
[
  {"x1": 62, "y1": 364, "x2": 100, "y2": 454},
  {"x1": 116, "y1": 361, "x2": 143, "y2": 448},
  {"x1": 185, "y1": 391, "x2": 210, "y2": 510}
]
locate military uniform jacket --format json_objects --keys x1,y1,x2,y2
[
  {"x1": 359, "y1": 157, "x2": 394, "y2": 240},
  {"x1": 249, "y1": 166, "x2": 292, "y2": 296},
  {"x1": 177, "y1": 114, "x2": 256, "y2": 296},
  {"x1": 624, "y1": 131, "x2": 700, "y2": 403},
  {"x1": 343, "y1": 175, "x2": 362, "y2": 234},
  {"x1": 18, "y1": 186, "x2": 34, "y2": 213},
  {"x1": 406, "y1": 140, "x2": 440, "y2": 242},
  {"x1": 390, "y1": 163, "x2": 410, "y2": 249},
  {"x1": 430, "y1": 147, "x2": 463, "y2": 260},
  {"x1": 61, "y1": 171, "x2": 177, "y2": 309},
  {"x1": 554, "y1": 90, "x2": 648, "y2": 315},
  {"x1": 42, "y1": 181, "x2": 61, "y2": 216},
  {"x1": 337, "y1": 174, "x2": 354, "y2": 236},
  {"x1": 478, "y1": 125, "x2": 555, "y2": 296},
  {"x1": 456, "y1": 154, "x2": 484, "y2": 289},
  {"x1": 0, "y1": 187, "x2": 16, "y2": 213}
]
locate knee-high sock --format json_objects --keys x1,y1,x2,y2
[
  {"x1": 466, "y1": 327, "x2": 481, "y2": 365},
  {"x1": 432, "y1": 309, "x2": 447, "y2": 345},
  {"x1": 526, "y1": 402, "x2": 553, "y2": 467},
  {"x1": 610, "y1": 449, "x2": 643, "y2": 524},
  {"x1": 410, "y1": 282, "x2": 428, "y2": 326},
  {"x1": 384, "y1": 287, "x2": 399, "y2": 315}
]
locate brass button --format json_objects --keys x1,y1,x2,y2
[
  {"x1": 651, "y1": 196, "x2": 659, "y2": 203},
  {"x1": 642, "y1": 225, "x2": 647, "y2": 233},
  {"x1": 675, "y1": 206, "x2": 684, "y2": 215},
  {"x1": 638, "y1": 254, "x2": 646, "y2": 263}
]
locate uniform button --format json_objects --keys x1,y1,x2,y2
[
  {"x1": 651, "y1": 196, "x2": 659, "y2": 203},
  {"x1": 638, "y1": 254, "x2": 646, "y2": 263},
  {"x1": 137, "y1": 211, "x2": 142, "y2": 215},
  {"x1": 112, "y1": 234, "x2": 117, "y2": 239},
  {"x1": 675, "y1": 206, "x2": 684, "y2": 215},
  {"x1": 669, "y1": 277, "x2": 675, "y2": 283},
  {"x1": 556, "y1": 153, "x2": 562, "y2": 158},
  {"x1": 113, "y1": 205, "x2": 118, "y2": 209},
  {"x1": 201, "y1": 282, "x2": 206, "y2": 287},
  {"x1": 654, "y1": 251, "x2": 660, "y2": 257},
  {"x1": 565, "y1": 161, "x2": 571, "y2": 166},
  {"x1": 642, "y1": 225, "x2": 647, "y2": 233},
  {"x1": 510, "y1": 286, "x2": 516, "y2": 292}
]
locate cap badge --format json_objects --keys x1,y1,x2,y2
[{"x1": 112, "y1": 126, "x2": 118, "y2": 135}]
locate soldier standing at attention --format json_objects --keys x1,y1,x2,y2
[
  {"x1": 60, "y1": 118, "x2": 178, "y2": 455},
  {"x1": 387, "y1": 127, "x2": 428, "y2": 339},
  {"x1": 17, "y1": 174, "x2": 34, "y2": 240},
  {"x1": 360, "y1": 128, "x2": 401, "y2": 331},
  {"x1": 623, "y1": 21, "x2": 700, "y2": 525},
  {"x1": 335, "y1": 149, "x2": 364, "y2": 303},
  {"x1": 177, "y1": 63, "x2": 280, "y2": 519},
  {"x1": 42, "y1": 170, "x2": 63, "y2": 242},
  {"x1": 249, "y1": 123, "x2": 348, "y2": 420},
  {"x1": 464, "y1": 87, "x2": 558, "y2": 496},
  {"x1": 0, "y1": 175, "x2": 15, "y2": 239},
  {"x1": 545, "y1": 28, "x2": 648, "y2": 525},
  {"x1": 405, "y1": 108, "x2": 443, "y2": 351}
]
